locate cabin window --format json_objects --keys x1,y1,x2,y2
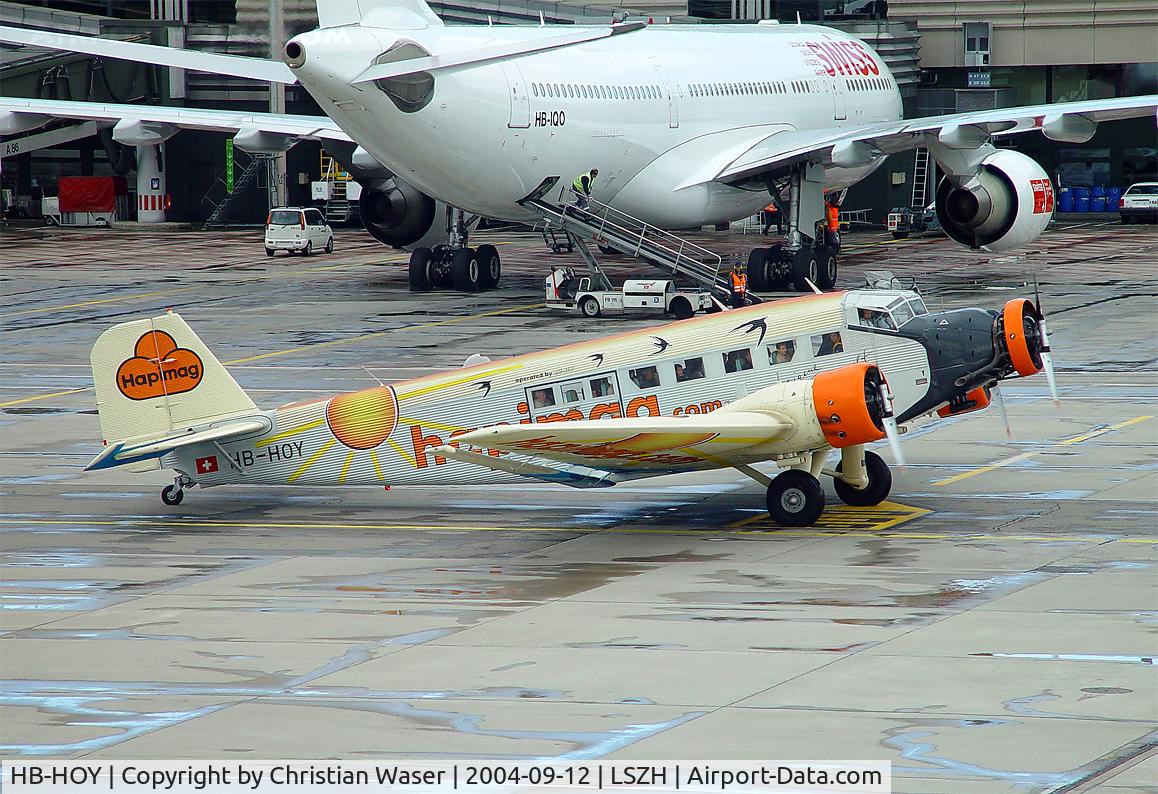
[
  {"x1": 768, "y1": 339, "x2": 796, "y2": 365},
  {"x1": 532, "y1": 83, "x2": 539, "y2": 97},
  {"x1": 560, "y1": 379, "x2": 588, "y2": 403},
  {"x1": 674, "y1": 357, "x2": 706, "y2": 383},
  {"x1": 531, "y1": 387, "x2": 557, "y2": 408},
  {"x1": 629, "y1": 366, "x2": 660, "y2": 390},
  {"x1": 723, "y1": 348, "x2": 754, "y2": 373},
  {"x1": 590, "y1": 376, "x2": 616, "y2": 397},
  {"x1": 812, "y1": 332, "x2": 844, "y2": 357}
]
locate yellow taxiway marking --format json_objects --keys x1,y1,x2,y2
[
  {"x1": 0, "y1": 287, "x2": 196, "y2": 318},
  {"x1": 932, "y1": 415, "x2": 1153, "y2": 486},
  {"x1": 222, "y1": 301, "x2": 543, "y2": 366},
  {"x1": 1, "y1": 516, "x2": 1152, "y2": 544},
  {"x1": 0, "y1": 387, "x2": 91, "y2": 408},
  {"x1": 727, "y1": 499, "x2": 931, "y2": 531}
]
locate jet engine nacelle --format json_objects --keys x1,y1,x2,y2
[
  {"x1": 936, "y1": 150, "x2": 1055, "y2": 253},
  {"x1": 359, "y1": 176, "x2": 440, "y2": 249}
]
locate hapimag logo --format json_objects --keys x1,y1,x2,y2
[{"x1": 116, "y1": 330, "x2": 204, "y2": 400}]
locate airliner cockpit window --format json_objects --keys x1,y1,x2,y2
[{"x1": 372, "y1": 41, "x2": 435, "y2": 113}]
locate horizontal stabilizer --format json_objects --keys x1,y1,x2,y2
[
  {"x1": 0, "y1": 25, "x2": 296, "y2": 84},
  {"x1": 85, "y1": 418, "x2": 269, "y2": 471}
]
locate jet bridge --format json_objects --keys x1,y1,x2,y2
[{"x1": 519, "y1": 178, "x2": 743, "y2": 305}]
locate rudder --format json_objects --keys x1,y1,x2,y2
[{"x1": 90, "y1": 311, "x2": 257, "y2": 449}]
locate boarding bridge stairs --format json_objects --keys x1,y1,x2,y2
[{"x1": 519, "y1": 179, "x2": 729, "y2": 302}]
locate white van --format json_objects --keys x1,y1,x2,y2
[{"x1": 264, "y1": 207, "x2": 334, "y2": 256}]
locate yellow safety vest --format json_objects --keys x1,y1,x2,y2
[{"x1": 572, "y1": 171, "x2": 596, "y2": 194}]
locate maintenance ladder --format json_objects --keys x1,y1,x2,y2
[{"x1": 519, "y1": 178, "x2": 730, "y2": 301}]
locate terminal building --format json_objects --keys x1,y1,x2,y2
[{"x1": 0, "y1": 0, "x2": 1154, "y2": 227}]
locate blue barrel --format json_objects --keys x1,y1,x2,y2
[
  {"x1": 1091, "y1": 185, "x2": 1107, "y2": 199},
  {"x1": 1058, "y1": 189, "x2": 1074, "y2": 213},
  {"x1": 1075, "y1": 195, "x2": 1091, "y2": 212},
  {"x1": 1107, "y1": 186, "x2": 1123, "y2": 206},
  {"x1": 1091, "y1": 195, "x2": 1107, "y2": 212},
  {"x1": 1074, "y1": 187, "x2": 1092, "y2": 200}
]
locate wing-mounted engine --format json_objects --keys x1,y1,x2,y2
[
  {"x1": 359, "y1": 176, "x2": 442, "y2": 249},
  {"x1": 936, "y1": 150, "x2": 1055, "y2": 252}
]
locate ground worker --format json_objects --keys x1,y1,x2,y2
[
  {"x1": 825, "y1": 195, "x2": 841, "y2": 252},
  {"x1": 728, "y1": 259, "x2": 748, "y2": 309},
  {"x1": 762, "y1": 202, "x2": 782, "y2": 235},
  {"x1": 571, "y1": 168, "x2": 599, "y2": 210}
]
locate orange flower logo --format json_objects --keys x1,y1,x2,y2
[
  {"x1": 116, "y1": 330, "x2": 204, "y2": 401},
  {"x1": 325, "y1": 386, "x2": 399, "y2": 449}
]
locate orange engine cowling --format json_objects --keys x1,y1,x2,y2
[
  {"x1": 811, "y1": 363, "x2": 888, "y2": 448},
  {"x1": 1002, "y1": 298, "x2": 1043, "y2": 377}
]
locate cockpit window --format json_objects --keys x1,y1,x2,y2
[
  {"x1": 372, "y1": 41, "x2": 435, "y2": 113},
  {"x1": 908, "y1": 297, "x2": 928, "y2": 316},
  {"x1": 889, "y1": 298, "x2": 915, "y2": 328}
]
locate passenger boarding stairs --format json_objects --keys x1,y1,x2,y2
[
  {"x1": 519, "y1": 178, "x2": 730, "y2": 302},
  {"x1": 911, "y1": 147, "x2": 931, "y2": 211}
]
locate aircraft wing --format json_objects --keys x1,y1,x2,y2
[
  {"x1": 0, "y1": 24, "x2": 296, "y2": 83},
  {"x1": 0, "y1": 97, "x2": 350, "y2": 143},
  {"x1": 697, "y1": 95, "x2": 1158, "y2": 187},
  {"x1": 444, "y1": 412, "x2": 793, "y2": 478}
]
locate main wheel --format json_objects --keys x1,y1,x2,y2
[
  {"x1": 790, "y1": 248, "x2": 819, "y2": 292},
  {"x1": 670, "y1": 297, "x2": 694, "y2": 320},
  {"x1": 476, "y1": 244, "x2": 502, "y2": 289},
  {"x1": 579, "y1": 296, "x2": 601, "y2": 317},
  {"x1": 746, "y1": 248, "x2": 769, "y2": 292},
  {"x1": 303, "y1": 240, "x2": 313, "y2": 256},
  {"x1": 451, "y1": 248, "x2": 482, "y2": 291},
  {"x1": 833, "y1": 450, "x2": 892, "y2": 507},
  {"x1": 815, "y1": 245, "x2": 838, "y2": 290},
  {"x1": 764, "y1": 244, "x2": 787, "y2": 290},
  {"x1": 161, "y1": 484, "x2": 184, "y2": 506},
  {"x1": 408, "y1": 247, "x2": 434, "y2": 291},
  {"x1": 766, "y1": 469, "x2": 825, "y2": 526},
  {"x1": 325, "y1": 237, "x2": 334, "y2": 254}
]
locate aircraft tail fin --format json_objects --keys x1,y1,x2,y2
[
  {"x1": 89, "y1": 311, "x2": 258, "y2": 463},
  {"x1": 317, "y1": 0, "x2": 444, "y2": 29}
]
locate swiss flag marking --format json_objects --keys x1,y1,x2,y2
[{"x1": 195, "y1": 456, "x2": 219, "y2": 474}]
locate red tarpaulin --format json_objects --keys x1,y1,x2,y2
[{"x1": 58, "y1": 176, "x2": 119, "y2": 213}]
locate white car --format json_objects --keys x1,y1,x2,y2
[
  {"x1": 1119, "y1": 182, "x2": 1158, "y2": 224},
  {"x1": 264, "y1": 207, "x2": 334, "y2": 255}
]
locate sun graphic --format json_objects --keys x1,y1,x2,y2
[{"x1": 325, "y1": 386, "x2": 399, "y2": 449}]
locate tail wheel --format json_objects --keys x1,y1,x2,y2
[
  {"x1": 833, "y1": 450, "x2": 892, "y2": 507},
  {"x1": 451, "y1": 248, "x2": 482, "y2": 291},
  {"x1": 766, "y1": 469, "x2": 825, "y2": 526},
  {"x1": 408, "y1": 247, "x2": 434, "y2": 292},
  {"x1": 160, "y1": 484, "x2": 184, "y2": 506},
  {"x1": 816, "y1": 246, "x2": 838, "y2": 290},
  {"x1": 790, "y1": 249, "x2": 818, "y2": 292},
  {"x1": 476, "y1": 244, "x2": 502, "y2": 289},
  {"x1": 746, "y1": 248, "x2": 770, "y2": 292}
]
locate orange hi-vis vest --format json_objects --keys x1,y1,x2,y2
[
  {"x1": 826, "y1": 204, "x2": 840, "y2": 231},
  {"x1": 730, "y1": 270, "x2": 747, "y2": 293}
]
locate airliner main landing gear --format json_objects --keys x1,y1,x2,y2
[
  {"x1": 745, "y1": 165, "x2": 839, "y2": 294},
  {"x1": 408, "y1": 209, "x2": 502, "y2": 292},
  {"x1": 160, "y1": 474, "x2": 195, "y2": 506}
]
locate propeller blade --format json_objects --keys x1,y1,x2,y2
[
  {"x1": 1038, "y1": 315, "x2": 1060, "y2": 406},
  {"x1": 991, "y1": 384, "x2": 1013, "y2": 439},
  {"x1": 878, "y1": 381, "x2": 906, "y2": 470}
]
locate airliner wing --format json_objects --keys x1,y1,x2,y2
[
  {"x1": 0, "y1": 97, "x2": 350, "y2": 143},
  {"x1": 444, "y1": 412, "x2": 792, "y2": 477},
  {"x1": 0, "y1": 24, "x2": 296, "y2": 83},
  {"x1": 704, "y1": 95, "x2": 1158, "y2": 186}
]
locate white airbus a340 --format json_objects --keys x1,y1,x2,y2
[{"x1": 1, "y1": 0, "x2": 1155, "y2": 291}]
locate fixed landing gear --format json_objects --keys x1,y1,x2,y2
[
  {"x1": 833, "y1": 449, "x2": 892, "y2": 507},
  {"x1": 408, "y1": 209, "x2": 502, "y2": 293},
  {"x1": 766, "y1": 469, "x2": 826, "y2": 526},
  {"x1": 160, "y1": 474, "x2": 194, "y2": 506}
]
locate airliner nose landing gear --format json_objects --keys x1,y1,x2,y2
[
  {"x1": 408, "y1": 208, "x2": 502, "y2": 292},
  {"x1": 745, "y1": 164, "x2": 839, "y2": 294}
]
